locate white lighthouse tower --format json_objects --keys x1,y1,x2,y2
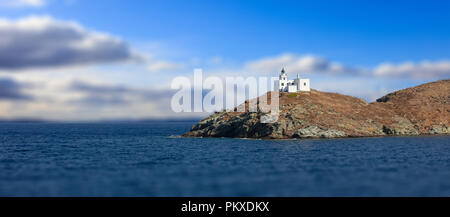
[
  {"x1": 279, "y1": 68, "x2": 289, "y2": 92},
  {"x1": 276, "y1": 68, "x2": 310, "y2": 92}
]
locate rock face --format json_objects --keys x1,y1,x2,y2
[{"x1": 184, "y1": 79, "x2": 450, "y2": 139}]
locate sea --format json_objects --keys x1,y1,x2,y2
[{"x1": 0, "y1": 121, "x2": 449, "y2": 196}]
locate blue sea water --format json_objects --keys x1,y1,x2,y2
[{"x1": 0, "y1": 122, "x2": 449, "y2": 197}]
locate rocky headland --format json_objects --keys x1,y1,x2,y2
[{"x1": 184, "y1": 80, "x2": 450, "y2": 139}]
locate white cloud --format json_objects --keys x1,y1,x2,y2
[
  {"x1": 374, "y1": 60, "x2": 450, "y2": 79},
  {"x1": 0, "y1": 0, "x2": 46, "y2": 8},
  {"x1": 243, "y1": 53, "x2": 450, "y2": 80},
  {"x1": 0, "y1": 15, "x2": 140, "y2": 70},
  {"x1": 147, "y1": 60, "x2": 183, "y2": 72},
  {"x1": 244, "y1": 53, "x2": 362, "y2": 76},
  {"x1": 208, "y1": 56, "x2": 223, "y2": 65}
]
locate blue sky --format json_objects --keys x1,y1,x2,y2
[{"x1": 0, "y1": 0, "x2": 449, "y2": 120}]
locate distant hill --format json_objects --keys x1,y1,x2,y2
[
  {"x1": 0, "y1": 118, "x2": 46, "y2": 123},
  {"x1": 184, "y1": 79, "x2": 450, "y2": 139}
]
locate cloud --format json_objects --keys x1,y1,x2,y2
[
  {"x1": 68, "y1": 80, "x2": 176, "y2": 106},
  {"x1": 244, "y1": 53, "x2": 362, "y2": 76},
  {"x1": 243, "y1": 53, "x2": 450, "y2": 80},
  {"x1": 374, "y1": 60, "x2": 450, "y2": 79},
  {"x1": 69, "y1": 80, "x2": 173, "y2": 99},
  {"x1": 67, "y1": 80, "x2": 209, "y2": 120},
  {"x1": 0, "y1": 78, "x2": 32, "y2": 100},
  {"x1": 208, "y1": 56, "x2": 223, "y2": 65},
  {"x1": 0, "y1": 75, "x2": 207, "y2": 121},
  {"x1": 69, "y1": 81, "x2": 131, "y2": 106},
  {"x1": 147, "y1": 60, "x2": 183, "y2": 72},
  {"x1": 0, "y1": 0, "x2": 45, "y2": 7},
  {"x1": 312, "y1": 78, "x2": 394, "y2": 102},
  {"x1": 0, "y1": 15, "x2": 140, "y2": 70},
  {"x1": 0, "y1": 49, "x2": 448, "y2": 121}
]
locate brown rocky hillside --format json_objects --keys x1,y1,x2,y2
[{"x1": 184, "y1": 79, "x2": 450, "y2": 139}]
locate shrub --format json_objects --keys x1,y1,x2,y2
[{"x1": 288, "y1": 93, "x2": 298, "y2": 98}]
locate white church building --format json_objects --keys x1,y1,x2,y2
[{"x1": 275, "y1": 68, "x2": 310, "y2": 92}]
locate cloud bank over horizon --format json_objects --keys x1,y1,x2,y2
[
  {"x1": 1, "y1": 50, "x2": 449, "y2": 120},
  {"x1": 0, "y1": 76, "x2": 209, "y2": 121}
]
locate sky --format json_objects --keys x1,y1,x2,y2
[{"x1": 0, "y1": 0, "x2": 449, "y2": 121}]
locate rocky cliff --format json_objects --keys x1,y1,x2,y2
[{"x1": 184, "y1": 79, "x2": 450, "y2": 139}]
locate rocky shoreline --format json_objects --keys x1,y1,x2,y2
[{"x1": 184, "y1": 80, "x2": 450, "y2": 139}]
